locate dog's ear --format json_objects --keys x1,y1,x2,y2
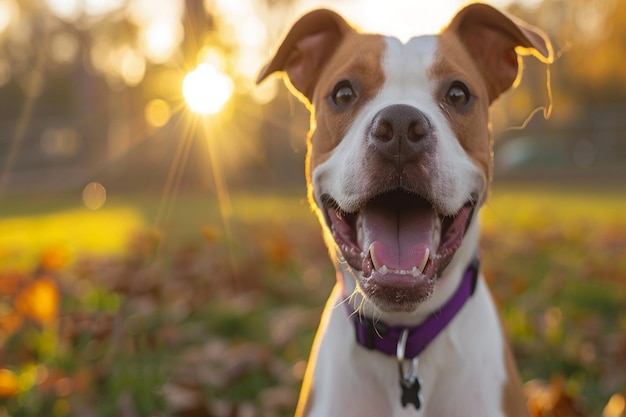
[
  {"x1": 256, "y1": 9, "x2": 353, "y2": 104},
  {"x1": 445, "y1": 3, "x2": 553, "y2": 103}
]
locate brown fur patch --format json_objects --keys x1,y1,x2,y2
[
  {"x1": 502, "y1": 335, "x2": 532, "y2": 416},
  {"x1": 431, "y1": 31, "x2": 493, "y2": 196},
  {"x1": 306, "y1": 33, "x2": 386, "y2": 179}
]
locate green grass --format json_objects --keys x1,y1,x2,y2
[{"x1": 0, "y1": 183, "x2": 625, "y2": 416}]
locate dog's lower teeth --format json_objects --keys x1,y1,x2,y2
[{"x1": 378, "y1": 265, "x2": 389, "y2": 275}]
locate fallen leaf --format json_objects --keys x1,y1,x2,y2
[
  {"x1": 40, "y1": 247, "x2": 69, "y2": 271},
  {"x1": 0, "y1": 271, "x2": 27, "y2": 295},
  {"x1": 0, "y1": 310, "x2": 23, "y2": 336},
  {"x1": 14, "y1": 276, "x2": 59, "y2": 325},
  {"x1": 525, "y1": 376, "x2": 587, "y2": 417},
  {"x1": 0, "y1": 368, "x2": 19, "y2": 397},
  {"x1": 602, "y1": 393, "x2": 626, "y2": 417},
  {"x1": 161, "y1": 382, "x2": 206, "y2": 414}
]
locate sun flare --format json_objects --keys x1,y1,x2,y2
[{"x1": 182, "y1": 63, "x2": 233, "y2": 115}]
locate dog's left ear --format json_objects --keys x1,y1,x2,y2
[
  {"x1": 256, "y1": 9, "x2": 353, "y2": 105},
  {"x1": 445, "y1": 3, "x2": 553, "y2": 103}
]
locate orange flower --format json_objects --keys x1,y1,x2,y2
[
  {"x1": 0, "y1": 369, "x2": 19, "y2": 398},
  {"x1": 14, "y1": 277, "x2": 59, "y2": 325},
  {"x1": 40, "y1": 247, "x2": 68, "y2": 271}
]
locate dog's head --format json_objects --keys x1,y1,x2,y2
[{"x1": 257, "y1": 4, "x2": 551, "y2": 314}]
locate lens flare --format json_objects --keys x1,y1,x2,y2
[{"x1": 182, "y1": 63, "x2": 233, "y2": 115}]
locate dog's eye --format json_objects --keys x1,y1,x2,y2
[
  {"x1": 332, "y1": 81, "x2": 356, "y2": 107},
  {"x1": 445, "y1": 82, "x2": 471, "y2": 107}
]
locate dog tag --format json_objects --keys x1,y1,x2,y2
[
  {"x1": 400, "y1": 377, "x2": 422, "y2": 409},
  {"x1": 396, "y1": 329, "x2": 423, "y2": 410}
]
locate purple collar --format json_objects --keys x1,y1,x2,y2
[{"x1": 346, "y1": 258, "x2": 479, "y2": 359}]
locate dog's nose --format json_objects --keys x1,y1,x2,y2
[{"x1": 369, "y1": 104, "x2": 432, "y2": 163}]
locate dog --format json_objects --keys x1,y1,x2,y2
[{"x1": 257, "y1": 3, "x2": 552, "y2": 416}]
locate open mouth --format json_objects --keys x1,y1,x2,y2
[{"x1": 324, "y1": 189, "x2": 476, "y2": 309}]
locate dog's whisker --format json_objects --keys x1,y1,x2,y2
[
  {"x1": 346, "y1": 306, "x2": 360, "y2": 321},
  {"x1": 372, "y1": 306, "x2": 383, "y2": 327},
  {"x1": 334, "y1": 294, "x2": 351, "y2": 309},
  {"x1": 357, "y1": 297, "x2": 366, "y2": 320}
]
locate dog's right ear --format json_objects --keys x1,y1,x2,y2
[
  {"x1": 445, "y1": 3, "x2": 553, "y2": 103},
  {"x1": 256, "y1": 9, "x2": 353, "y2": 105}
]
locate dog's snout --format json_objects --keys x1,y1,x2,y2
[{"x1": 369, "y1": 105, "x2": 432, "y2": 162}]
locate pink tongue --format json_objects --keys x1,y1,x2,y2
[{"x1": 361, "y1": 202, "x2": 436, "y2": 271}]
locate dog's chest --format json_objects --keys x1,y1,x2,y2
[{"x1": 309, "y1": 281, "x2": 507, "y2": 417}]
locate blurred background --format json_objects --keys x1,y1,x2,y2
[{"x1": 0, "y1": 0, "x2": 624, "y2": 416}]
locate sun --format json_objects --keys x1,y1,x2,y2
[{"x1": 182, "y1": 63, "x2": 234, "y2": 115}]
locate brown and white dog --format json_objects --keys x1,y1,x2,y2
[{"x1": 257, "y1": 3, "x2": 552, "y2": 416}]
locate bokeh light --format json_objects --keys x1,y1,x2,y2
[
  {"x1": 40, "y1": 128, "x2": 80, "y2": 157},
  {"x1": 249, "y1": 77, "x2": 278, "y2": 105},
  {"x1": 182, "y1": 63, "x2": 233, "y2": 115},
  {"x1": 82, "y1": 182, "x2": 107, "y2": 210},
  {"x1": 127, "y1": 0, "x2": 183, "y2": 64},
  {"x1": 50, "y1": 32, "x2": 79, "y2": 65},
  {"x1": 44, "y1": 0, "x2": 80, "y2": 21},
  {"x1": 144, "y1": 99, "x2": 171, "y2": 127},
  {"x1": 141, "y1": 19, "x2": 183, "y2": 63},
  {"x1": 0, "y1": 0, "x2": 18, "y2": 34},
  {"x1": 118, "y1": 47, "x2": 146, "y2": 86},
  {"x1": 44, "y1": 0, "x2": 124, "y2": 20}
]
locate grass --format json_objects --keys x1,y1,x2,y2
[
  {"x1": 0, "y1": 183, "x2": 625, "y2": 416},
  {"x1": 482, "y1": 184, "x2": 626, "y2": 414},
  {"x1": 0, "y1": 207, "x2": 144, "y2": 271}
]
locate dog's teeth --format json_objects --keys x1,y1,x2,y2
[
  {"x1": 369, "y1": 243, "x2": 391, "y2": 275},
  {"x1": 369, "y1": 243, "x2": 382, "y2": 271},
  {"x1": 433, "y1": 215, "x2": 442, "y2": 249},
  {"x1": 357, "y1": 222, "x2": 364, "y2": 248},
  {"x1": 411, "y1": 266, "x2": 420, "y2": 277},
  {"x1": 417, "y1": 248, "x2": 430, "y2": 273}
]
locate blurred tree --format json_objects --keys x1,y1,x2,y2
[
  {"x1": 0, "y1": 0, "x2": 249, "y2": 193},
  {"x1": 491, "y1": 0, "x2": 626, "y2": 179},
  {"x1": 508, "y1": 0, "x2": 625, "y2": 108}
]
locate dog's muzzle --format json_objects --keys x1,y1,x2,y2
[{"x1": 320, "y1": 104, "x2": 479, "y2": 310}]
